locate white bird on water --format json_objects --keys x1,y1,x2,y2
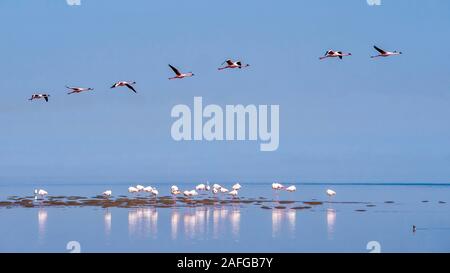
[
  {"x1": 143, "y1": 186, "x2": 153, "y2": 193},
  {"x1": 229, "y1": 189, "x2": 239, "y2": 198},
  {"x1": 212, "y1": 184, "x2": 222, "y2": 190},
  {"x1": 220, "y1": 187, "x2": 229, "y2": 194},
  {"x1": 326, "y1": 189, "x2": 336, "y2": 197},
  {"x1": 136, "y1": 185, "x2": 145, "y2": 192},
  {"x1": 286, "y1": 185, "x2": 296, "y2": 192},
  {"x1": 212, "y1": 187, "x2": 219, "y2": 195},
  {"x1": 103, "y1": 190, "x2": 112, "y2": 197},
  {"x1": 232, "y1": 183, "x2": 241, "y2": 191},
  {"x1": 128, "y1": 186, "x2": 139, "y2": 194},
  {"x1": 34, "y1": 189, "x2": 48, "y2": 199},
  {"x1": 183, "y1": 190, "x2": 198, "y2": 197},
  {"x1": 272, "y1": 183, "x2": 284, "y2": 190},
  {"x1": 150, "y1": 188, "x2": 159, "y2": 196},
  {"x1": 196, "y1": 184, "x2": 206, "y2": 191},
  {"x1": 171, "y1": 185, "x2": 181, "y2": 195}
]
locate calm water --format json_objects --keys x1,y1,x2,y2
[{"x1": 1, "y1": 183, "x2": 450, "y2": 252}]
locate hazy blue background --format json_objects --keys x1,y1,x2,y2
[{"x1": 1, "y1": 0, "x2": 449, "y2": 184}]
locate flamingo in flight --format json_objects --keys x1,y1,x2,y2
[
  {"x1": 218, "y1": 59, "x2": 250, "y2": 70},
  {"x1": 111, "y1": 81, "x2": 137, "y2": 93},
  {"x1": 320, "y1": 50, "x2": 352, "y2": 60},
  {"x1": 371, "y1": 45, "x2": 402, "y2": 58},
  {"x1": 66, "y1": 86, "x2": 94, "y2": 95},
  {"x1": 168, "y1": 64, "x2": 194, "y2": 80},
  {"x1": 29, "y1": 94, "x2": 50, "y2": 102}
]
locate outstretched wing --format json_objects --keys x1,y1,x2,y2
[
  {"x1": 44, "y1": 96, "x2": 49, "y2": 102},
  {"x1": 125, "y1": 83, "x2": 137, "y2": 93},
  {"x1": 168, "y1": 64, "x2": 181, "y2": 76},
  {"x1": 374, "y1": 46, "x2": 386, "y2": 54}
]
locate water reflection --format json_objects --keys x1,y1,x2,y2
[
  {"x1": 104, "y1": 210, "x2": 112, "y2": 237},
  {"x1": 128, "y1": 208, "x2": 158, "y2": 239},
  {"x1": 37, "y1": 208, "x2": 47, "y2": 243},
  {"x1": 171, "y1": 209, "x2": 180, "y2": 240},
  {"x1": 272, "y1": 209, "x2": 296, "y2": 238},
  {"x1": 326, "y1": 208, "x2": 336, "y2": 239}
]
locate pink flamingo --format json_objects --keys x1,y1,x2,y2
[
  {"x1": 320, "y1": 50, "x2": 352, "y2": 60},
  {"x1": 29, "y1": 94, "x2": 50, "y2": 102},
  {"x1": 110, "y1": 81, "x2": 137, "y2": 93},
  {"x1": 218, "y1": 59, "x2": 250, "y2": 70},
  {"x1": 66, "y1": 86, "x2": 94, "y2": 95},
  {"x1": 371, "y1": 45, "x2": 403, "y2": 58},
  {"x1": 168, "y1": 64, "x2": 194, "y2": 80}
]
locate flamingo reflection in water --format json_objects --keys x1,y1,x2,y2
[{"x1": 128, "y1": 208, "x2": 158, "y2": 239}]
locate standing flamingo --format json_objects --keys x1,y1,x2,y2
[
  {"x1": 111, "y1": 81, "x2": 137, "y2": 93},
  {"x1": 168, "y1": 64, "x2": 194, "y2": 80},
  {"x1": 286, "y1": 185, "x2": 296, "y2": 192},
  {"x1": 218, "y1": 59, "x2": 250, "y2": 70},
  {"x1": 371, "y1": 45, "x2": 402, "y2": 58},
  {"x1": 320, "y1": 50, "x2": 352, "y2": 60}
]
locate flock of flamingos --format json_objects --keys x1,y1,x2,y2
[
  {"x1": 28, "y1": 45, "x2": 402, "y2": 102},
  {"x1": 33, "y1": 182, "x2": 337, "y2": 200},
  {"x1": 30, "y1": 44, "x2": 402, "y2": 201}
]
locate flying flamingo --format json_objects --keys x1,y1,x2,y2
[
  {"x1": 66, "y1": 86, "x2": 94, "y2": 95},
  {"x1": 168, "y1": 64, "x2": 194, "y2": 80},
  {"x1": 320, "y1": 50, "x2": 352, "y2": 60},
  {"x1": 218, "y1": 59, "x2": 250, "y2": 70},
  {"x1": 29, "y1": 94, "x2": 50, "y2": 102},
  {"x1": 371, "y1": 45, "x2": 402, "y2": 58},
  {"x1": 110, "y1": 81, "x2": 137, "y2": 93}
]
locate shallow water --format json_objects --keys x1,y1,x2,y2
[{"x1": 1, "y1": 183, "x2": 449, "y2": 252}]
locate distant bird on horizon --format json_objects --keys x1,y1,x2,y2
[
  {"x1": 320, "y1": 50, "x2": 352, "y2": 60},
  {"x1": 66, "y1": 86, "x2": 94, "y2": 95},
  {"x1": 34, "y1": 189, "x2": 48, "y2": 199},
  {"x1": 326, "y1": 189, "x2": 336, "y2": 197},
  {"x1": 111, "y1": 81, "x2": 137, "y2": 93},
  {"x1": 218, "y1": 59, "x2": 250, "y2": 70},
  {"x1": 103, "y1": 190, "x2": 112, "y2": 197},
  {"x1": 29, "y1": 94, "x2": 50, "y2": 102},
  {"x1": 371, "y1": 45, "x2": 402, "y2": 58},
  {"x1": 272, "y1": 183, "x2": 284, "y2": 190},
  {"x1": 286, "y1": 185, "x2": 297, "y2": 192},
  {"x1": 168, "y1": 64, "x2": 194, "y2": 80}
]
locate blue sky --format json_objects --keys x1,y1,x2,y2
[{"x1": 0, "y1": 0, "x2": 449, "y2": 184}]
